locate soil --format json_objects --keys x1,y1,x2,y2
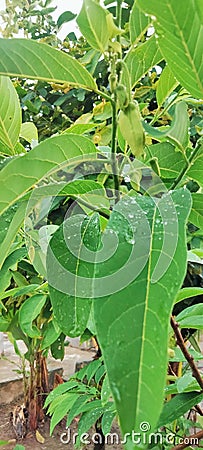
[{"x1": 0, "y1": 396, "x2": 123, "y2": 450}]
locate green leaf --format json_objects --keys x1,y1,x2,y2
[
  {"x1": 189, "y1": 193, "x2": 203, "y2": 229},
  {"x1": 57, "y1": 11, "x2": 77, "y2": 29},
  {"x1": 176, "y1": 304, "x2": 203, "y2": 329},
  {"x1": 19, "y1": 294, "x2": 47, "y2": 338},
  {"x1": 101, "y1": 374, "x2": 112, "y2": 405},
  {"x1": 145, "y1": 142, "x2": 185, "y2": 179},
  {"x1": 77, "y1": 406, "x2": 105, "y2": 441},
  {"x1": 64, "y1": 123, "x2": 96, "y2": 135},
  {"x1": 95, "y1": 364, "x2": 106, "y2": 385},
  {"x1": 41, "y1": 320, "x2": 61, "y2": 350},
  {"x1": 20, "y1": 122, "x2": 38, "y2": 144},
  {"x1": 0, "y1": 76, "x2": 21, "y2": 155},
  {"x1": 13, "y1": 446, "x2": 25, "y2": 450},
  {"x1": 0, "y1": 134, "x2": 96, "y2": 217},
  {"x1": 102, "y1": 408, "x2": 116, "y2": 435},
  {"x1": 124, "y1": 36, "x2": 162, "y2": 88},
  {"x1": 85, "y1": 358, "x2": 103, "y2": 383},
  {"x1": 130, "y1": 1, "x2": 150, "y2": 45},
  {"x1": 174, "y1": 287, "x2": 203, "y2": 305},
  {"x1": 137, "y1": 0, "x2": 203, "y2": 99},
  {"x1": 0, "y1": 39, "x2": 96, "y2": 91},
  {"x1": 50, "y1": 393, "x2": 79, "y2": 435},
  {"x1": 158, "y1": 392, "x2": 203, "y2": 427},
  {"x1": 156, "y1": 65, "x2": 179, "y2": 107},
  {"x1": 186, "y1": 145, "x2": 203, "y2": 187},
  {"x1": 94, "y1": 189, "x2": 191, "y2": 447},
  {"x1": 44, "y1": 381, "x2": 79, "y2": 409},
  {"x1": 0, "y1": 284, "x2": 40, "y2": 302},
  {"x1": 77, "y1": 0, "x2": 109, "y2": 53},
  {"x1": 0, "y1": 248, "x2": 27, "y2": 293},
  {"x1": 144, "y1": 101, "x2": 189, "y2": 151},
  {"x1": 169, "y1": 347, "x2": 203, "y2": 363},
  {"x1": 47, "y1": 214, "x2": 101, "y2": 337},
  {"x1": 67, "y1": 395, "x2": 90, "y2": 427},
  {"x1": 0, "y1": 200, "x2": 28, "y2": 269}
]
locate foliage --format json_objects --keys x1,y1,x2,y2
[{"x1": 0, "y1": 0, "x2": 203, "y2": 448}]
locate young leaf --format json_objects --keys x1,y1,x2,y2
[
  {"x1": 47, "y1": 214, "x2": 101, "y2": 337},
  {"x1": 130, "y1": 1, "x2": 150, "y2": 45},
  {"x1": 77, "y1": 0, "x2": 109, "y2": 53},
  {"x1": 0, "y1": 134, "x2": 96, "y2": 217},
  {"x1": 137, "y1": 0, "x2": 203, "y2": 99},
  {"x1": 19, "y1": 294, "x2": 47, "y2": 338},
  {"x1": 0, "y1": 76, "x2": 21, "y2": 155},
  {"x1": 124, "y1": 35, "x2": 162, "y2": 88},
  {"x1": 94, "y1": 189, "x2": 191, "y2": 447},
  {"x1": 156, "y1": 65, "x2": 179, "y2": 107},
  {"x1": 0, "y1": 39, "x2": 97, "y2": 91}
]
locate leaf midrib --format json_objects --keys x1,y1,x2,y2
[{"x1": 136, "y1": 206, "x2": 157, "y2": 422}]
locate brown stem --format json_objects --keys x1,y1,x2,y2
[
  {"x1": 171, "y1": 429, "x2": 203, "y2": 450},
  {"x1": 170, "y1": 316, "x2": 203, "y2": 390}
]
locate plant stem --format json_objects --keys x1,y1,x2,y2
[
  {"x1": 111, "y1": 98, "x2": 120, "y2": 203},
  {"x1": 171, "y1": 429, "x2": 203, "y2": 450},
  {"x1": 116, "y1": 0, "x2": 122, "y2": 42},
  {"x1": 170, "y1": 141, "x2": 202, "y2": 190},
  {"x1": 170, "y1": 316, "x2": 203, "y2": 390}
]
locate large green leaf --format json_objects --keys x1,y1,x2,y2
[
  {"x1": 47, "y1": 214, "x2": 101, "y2": 337},
  {"x1": 0, "y1": 76, "x2": 21, "y2": 155},
  {"x1": 129, "y1": 1, "x2": 150, "y2": 45},
  {"x1": 93, "y1": 189, "x2": 191, "y2": 449},
  {"x1": 0, "y1": 39, "x2": 96, "y2": 91},
  {"x1": 137, "y1": 0, "x2": 203, "y2": 99},
  {"x1": 77, "y1": 0, "x2": 109, "y2": 53},
  {"x1": 124, "y1": 36, "x2": 162, "y2": 88},
  {"x1": 0, "y1": 134, "x2": 96, "y2": 217}
]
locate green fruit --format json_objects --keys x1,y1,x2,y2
[{"x1": 118, "y1": 101, "x2": 145, "y2": 157}]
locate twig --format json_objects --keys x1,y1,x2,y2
[
  {"x1": 170, "y1": 316, "x2": 203, "y2": 390},
  {"x1": 171, "y1": 429, "x2": 203, "y2": 450}
]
